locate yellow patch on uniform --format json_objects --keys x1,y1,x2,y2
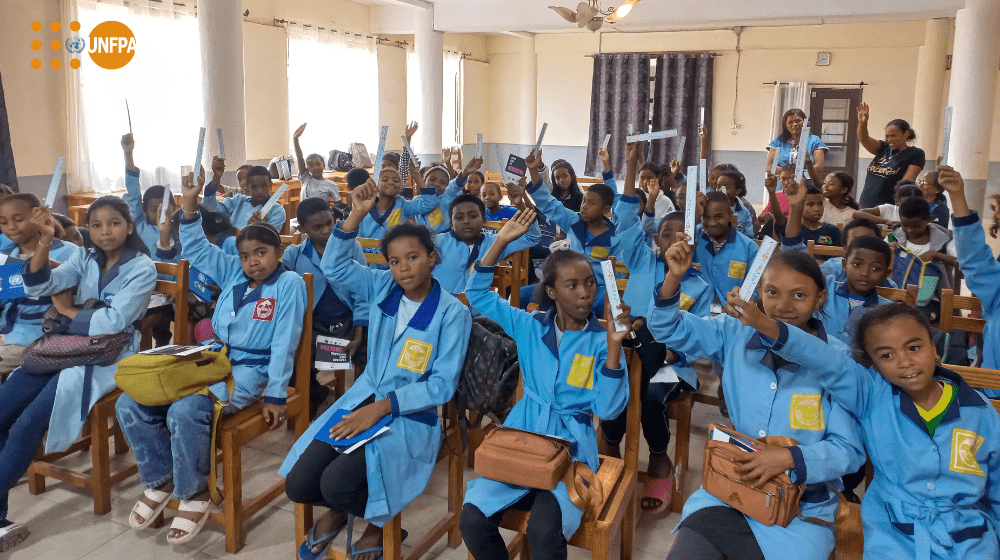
[
  {"x1": 679, "y1": 293, "x2": 696, "y2": 311},
  {"x1": 728, "y1": 261, "x2": 747, "y2": 279},
  {"x1": 566, "y1": 353, "x2": 596, "y2": 390},
  {"x1": 387, "y1": 208, "x2": 402, "y2": 228},
  {"x1": 949, "y1": 428, "x2": 986, "y2": 477},
  {"x1": 589, "y1": 246, "x2": 609, "y2": 260},
  {"x1": 789, "y1": 394, "x2": 825, "y2": 431},
  {"x1": 428, "y1": 207, "x2": 445, "y2": 227},
  {"x1": 397, "y1": 338, "x2": 433, "y2": 374}
]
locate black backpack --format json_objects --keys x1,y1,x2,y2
[
  {"x1": 328, "y1": 150, "x2": 353, "y2": 172},
  {"x1": 455, "y1": 316, "x2": 520, "y2": 449}
]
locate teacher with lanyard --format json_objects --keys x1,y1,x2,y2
[
  {"x1": 765, "y1": 108, "x2": 828, "y2": 179},
  {"x1": 857, "y1": 102, "x2": 925, "y2": 207}
]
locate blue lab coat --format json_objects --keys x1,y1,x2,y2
[
  {"x1": 202, "y1": 185, "x2": 286, "y2": 231},
  {"x1": 462, "y1": 263, "x2": 629, "y2": 539},
  {"x1": 816, "y1": 275, "x2": 889, "y2": 345},
  {"x1": 953, "y1": 212, "x2": 1000, "y2": 370},
  {"x1": 433, "y1": 225, "x2": 540, "y2": 297},
  {"x1": 694, "y1": 225, "x2": 760, "y2": 302},
  {"x1": 648, "y1": 290, "x2": 866, "y2": 560},
  {"x1": 417, "y1": 176, "x2": 466, "y2": 234},
  {"x1": 0, "y1": 240, "x2": 79, "y2": 347},
  {"x1": 22, "y1": 246, "x2": 157, "y2": 452},
  {"x1": 180, "y1": 212, "x2": 306, "y2": 409},
  {"x1": 280, "y1": 225, "x2": 472, "y2": 527},
  {"x1": 358, "y1": 187, "x2": 440, "y2": 240},
  {"x1": 733, "y1": 198, "x2": 754, "y2": 238},
  {"x1": 765, "y1": 321, "x2": 1000, "y2": 560},
  {"x1": 125, "y1": 167, "x2": 180, "y2": 266},
  {"x1": 283, "y1": 237, "x2": 368, "y2": 326}
]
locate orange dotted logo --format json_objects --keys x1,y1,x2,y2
[
  {"x1": 30, "y1": 19, "x2": 83, "y2": 70},
  {"x1": 88, "y1": 21, "x2": 135, "y2": 70}
]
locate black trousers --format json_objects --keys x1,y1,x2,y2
[
  {"x1": 285, "y1": 440, "x2": 369, "y2": 518},
  {"x1": 461, "y1": 491, "x2": 566, "y2": 560},
  {"x1": 666, "y1": 506, "x2": 764, "y2": 560}
]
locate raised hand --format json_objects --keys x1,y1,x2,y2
[
  {"x1": 525, "y1": 150, "x2": 540, "y2": 171},
  {"x1": 462, "y1": 156, "x2": 484, "y2": 178},
  {"x1": 648, "y1": 176, "x2": 661, "y2": 200},
  {"x1": 121, "y1": 133, "x2": 135, "y2": 154},
  {"x1": 211, "y1": 156, "x2": 226, "y2": 183},
  {"x1": 764, "y1": 172, "x2": 778, "y2": 193},
  {"x1": 604, "y1": 292, "x2": 633, "y2": 346},
  {"x1": 625, "y1": 142, "x2": 640, "y2": 165},
  {"x1": 857, "y1": 102, "x2": 870, "y2": 126},
  {"x1": 724, "y1": 287, "x2": 770, "y2": 334},
  {"x1": 293, "y1": 123, "x2": 307, "y2": 139},
  {"x1": 936, "y1": 165, "x2": 964, "y2": 194},
  {"x1": 180, "y1": 167, "x2": 206, "y2": 213},
  {"x1": 698, "y1": 124, "x2": 707, "y2": 140},
  {"x1": 351, "y1": 179, "x2": 379, "y2": 215},
  {"x1": 496, "y1": 209, "x2": 536, "y2": 245},
  {"x1": 785, "y1": 178, "x2": 806, "y2": 207},
  {"x1": 246, "y1": 210, "x2": 266, "y2": 226},
  {"x1": 31, "y1": 206, "x2": 56, "y2": 242},
  {"x1": 598, "y1": 146, "x2": 611, "y2": 169},
  {"x1": 670, "y1": 159, "x2": 681, "y2": 176},
  {"x1": 663, "y1": 234, "x2": 693, "y2": 278},
  {"x1": 405, "y1": 121, "x2": 419, "y2": 141}
]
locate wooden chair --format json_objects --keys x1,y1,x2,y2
[
  {"x1": 807, "y1": 240, "x2": 846, "y2": 259},
  {"x1": 834, "y1": 501, "x2": 863, "y2": 560},
  {"x1": 156, "y1": 273, "x2": 315, "y2": 553},
  {"x1": 295, "y1": 399, "x2": 466, "y2": 560},
  {"x1": 479, "y1": 347, "x2": 642, "y2": 560},
  {"x1": 140, "y1": 260, "x2": 191, "y2": 350},
  {"x1": 485, "y1": 172, "x2": 503, "y2": 183},
  {"x1": 949, "y1": 364, "x2": 1000, "y2": 414},
  {"x1": 68, "y1": 204, "x2": 90, "y2": 226},
  {"x1": 876, "y1": 285, "x2": 919, "y2": 307},
  {"x1": 27, "y1": 260, "x2": 192, "y2": 514},
  {"x1": 938, "y1": 289, "x2": 985, "y2": 335},
  {"x1": 358, "y1": 237, "x2": 388, "y2": 266}
]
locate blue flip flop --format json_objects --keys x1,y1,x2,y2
[
  {"x1": 298, "y1": 515, "x2": 348, "y2": 560},
  {"x1": 348, "y1": 528, "x2": 408, "y2": 560}
]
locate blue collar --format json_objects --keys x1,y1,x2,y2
[
  {"x1": 447, "y1": 230, "x2": 486, "y2": 267},
  {"x1": 368, "y1": 197, "x2": 398, "y2": 225},
  {"x1": 894, "y1": 365, "x2": 988, "y2": 436},
  {"x1": 835, "y1": 282, "x2": 881, "y2": 307},
  {"x1": 570, "y1": 217, "x2": 616, "y2": 249},
  {"x1": 377, "y1": 279, "x2": 442, "y2": 332},
  {"x1": 700, "y1": 226, "x2": 737, "y2": 256},
  {"x1": 732, "y1": 199, "x2": 744, "y2": 212},
  {"x1": 747, "y1": 317, "x2": 828, "y2": 373},
  {"x1": 532, "y1": 307, "x2": 604, "y2": 358},
  {"x1": 92, "y1": 248, "x2": 140, "y2": 294},
  {"x1": 232, "y1": 265, "x2": 285, "y2": 313}
]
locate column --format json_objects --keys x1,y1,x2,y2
[
  {"x1": 199, "y1": 0, "x2": 246, "y2": 168},
  {"x1": 912, "y1": 19, "x2": 950, "y2": 161},
  {"x1": 518, "y1": 36, "x2": 538, "y2": 147},
  {"x1": 415, "y1": 6, "x2": 443, "y2": 162},
  {"x1": 946, "y1": 0, "x2": 1000, "y2": 214}
]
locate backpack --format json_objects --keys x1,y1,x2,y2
[
  {"x1": 328, "y1": 150, "x2": 353, "y2": 172},
  {"x1": 455, "y1": 316, "x2": 520, "y2": 449},
  {"x1": 349, "y1": 143, "x2": 373, "y2": 169},
  {"x1": 892, "y1": 247, "x2": 945, "y2": 307}
]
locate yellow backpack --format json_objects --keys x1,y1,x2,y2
[{"x1": 115, "y1": 347, "x2": 233, "y2": 503}]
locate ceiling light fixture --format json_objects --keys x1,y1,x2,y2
[
  {"x1": 548, "y1": 0, "x2": 642, "y2": 31},
  {"x1": 606, "y1": 0, "x2": 641, "y2": 22}
]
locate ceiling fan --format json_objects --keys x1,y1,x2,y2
[{"x1": 548, "y1": 0, "x2": 642, "y2": 32}]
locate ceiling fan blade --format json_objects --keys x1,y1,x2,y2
[
  {"x1": 548, "y1": 6, "x2": 578, "y2": 23},
  {"x1": 585, "y1": 18, "x2": 604, "y2": 31},
  {"x1": 575, "y1": 2, "x2": 596, "y2": 23}
]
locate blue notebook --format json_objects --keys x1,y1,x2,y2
[
  {"x1": 190, "y1": 266, "x2": 217, "y2": 302},
  {"x1": 313, "y1": 408, "x2": 393, "y2": 450},
  {"x1": 0, "y1": 261, "x2": 27, "y2": 300}
]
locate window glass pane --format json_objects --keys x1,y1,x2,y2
[
  {"x1": 826, "y1": 146, "x2": 847, "y2": 168},
  {"x1": 822, "y1": 98, "x2": 850, "y2": 121}
]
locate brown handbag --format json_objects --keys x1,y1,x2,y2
[{"x1": 474, "y1": 426, "x2": 605, "y2": 519}]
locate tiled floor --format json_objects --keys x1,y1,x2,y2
[{"x1": 5, "y1": 384, "x2": 728, "y2": 560}]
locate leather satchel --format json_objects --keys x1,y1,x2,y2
[
  {"x1": 21, "y1": 300, "x2": 132, "y2": 376},
  {"x1": 474, "y1": 426, "x2": 604, "y2": 520},
  {"x1": 702, "y1": 423, "x2": 803, "y2": 527}
]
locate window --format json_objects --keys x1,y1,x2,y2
[
  {"x1": 75, "y1": 0, "x2": 202, "y2": 192},
  {"x1": 287, "y1": 23, "x2": 378, "y2": 157},
  {"x1": 407, "y1": 51, "x2": 463, "y2": 147}
]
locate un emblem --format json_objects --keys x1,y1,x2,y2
[{"x1": 66, "y1": 36, "x2": 86, "y2": 54}]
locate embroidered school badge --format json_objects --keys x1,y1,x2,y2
[
  {"x1": 566, "y1": 353, "x2": 596, "y2": 390},
  {"x1": 387, "y1": 208, "x2": 402, "y2": 228},
  {"x1": 252, "y1": 297, "x2": 276, "y2": 321},
  {"x1": 679, "y1": 293, "x2": 696, "y2": 311},
  {"x1": 728, "y1": 261, "x2": 746, "y2": 279},
  {"x1": 428, "y1": 207, "x2": 445, "y2": 227},
  {"x1": 589, "y1": 246, "x2": 609, "y2": 260},
  {"x1": 789, "y1": 394, "x2": 825, "y2": 431},
  {"x1": 950, "y1": 428, "x2": 985, "y2": 476},
  {"x1": 397, "y1": 337, "x2": 433, "y2": 374}
]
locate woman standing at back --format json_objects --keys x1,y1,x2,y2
[{"x1": 856, "y1": 102, "x2": 926, "y2": 208}]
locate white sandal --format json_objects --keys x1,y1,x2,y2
[
  {"x1": 166, "y1": 499, "x2": 213, "y2": 545},
  {"x1": 129, "y1": 488, "x2": 172, "y2": 530}
]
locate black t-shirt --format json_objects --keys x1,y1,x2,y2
[
  {"x1": 801, "y1": 223, "x2": 842, "y2": 248},
  {"x1": 859, "y1": 141, "x2": 926, "y2": 208}
]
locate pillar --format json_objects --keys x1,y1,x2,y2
[
  {"x1": 912, "y1": 19, "x2": 950, "y2": 162},
  {"x1": 199, "y1": 0, "x2": 246, "y2": 169},
  {"x1": 415, "y1": 6, "x2": 443, "y2": 162},
  {"x1": 946, "y1": 0, "x2": 1000, "y2": 214},
  {"x1": 518, "y1": 36, "x2": 538, "y2": 147}
]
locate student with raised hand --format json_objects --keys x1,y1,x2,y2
[
  {"x1": 460, "y1": 211, "x2": 631, "y2": 560},
  {"x1": 717, "y1": 169, "x2": 753, "y2": 238},
  {"x1": 0, "y1": 194, "x2": 79, "y2": 381},
  {"x1": 856, "y1": 102, "x2": 926, "y2": 208},
  {"x1": 203, "y1": 160, "x2": 286, "y2": 231},
  {"x1": 694, "y1": 190, "x2": 759, "y2": 302},
  {"x1": 779, "y1": 178, "x2": 842, "y2": 255},
  {"x1": 653, "y1": 235, "x2": 865, "y2": 560},
  {"x1": 283, "y1": 180, "x2": 470, "y2": 560},
  {"x1": 293, "y1": 123, "x2": 342, "y2": 206},
  {"x1": 0, "y1": 199, "x2": 156, "y2": 553},
  {"x1": 480, "y1": 182, "x2": 517, "y2": 222},
  {"x1": 433, "y1": 193, "x2": 538, "y2": 297},
  {"x1": 359, "y1": 156, "x2": 443, "y2": 240},
  {"x1": 730, "y1": 294, "x2": 1000, "y2": 559}
]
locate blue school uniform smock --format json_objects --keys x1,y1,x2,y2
[
  {"x1": 283, "y1": 236, "x2": 369, "y2": 326},
  {"x1": 694, "y1": 225, "x2": 759, "y2": 302},
  {"x1": 180, "y1": 212, "x2": 307, "y2": 409},
  {"x1": 202, "y1": 185, "x2": 286, "y2": 231},
  {"x1": 280, "y1": 225, "x2": 472, "y2": 526},
  {"x1": 648, "y1": 291, "x2": 866, "y2": 560},
  {"x1": 125, "y1": 167, "x2": 180, "y2": 264},
  {"x1": 817, "y1": 275, "x2": 889, "y2": 345},
  {"x1": 462, "y1": 263, "x2": 629, "y2": 539},
  {"x1": 953, "y1": 212, "x2": 1000, "y2": 370},
  {"x1": 433, "y1": 223, "x2": 540, "y2": 296},
  {"x1": 732, "y1": 199, "x2": 753, "y2": 238},
  {"x1": 359, "y1": 187, "x2": 440, "y2": 240},
  {"x1": 0, "y1": 240, "x2": 79, "y2": 347},
  {"x1": 21, "y1": 246, "x2": 157, "y2": 452},
  {"x1": 418, "y1": 176, "x2": 466, "y2": 234},
  {"x1": 763, "y1": 321, "x2": 1000, "y2": 560}
]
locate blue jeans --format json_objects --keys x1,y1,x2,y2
[
  {"x1": 0, "y1": 370, "x2": 60, "y2": 521},
  {"x1": 115, "y1": 393, "x2": 214, "y2": 501}
]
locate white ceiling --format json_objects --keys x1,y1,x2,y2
[{"x1": 361, "y1": 0, "x2": 962, "y2": 34}]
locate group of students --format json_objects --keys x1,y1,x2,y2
[{"x1": 0, "y1": 108, "x2": 996, "y2": 560}]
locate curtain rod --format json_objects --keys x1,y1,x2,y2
[
  {"x1": 273, "y1": 18, "x2": 409, "y2": 48},
  {"x1": 764, "y1": 81, "x2": 867, "y2": 87},
  {"x1": 586, "y1": 52, "x2": 718, "y2": 58}
]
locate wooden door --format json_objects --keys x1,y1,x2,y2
[{"x1": 809, "y1": 88, "x2": 863, "y2": 193}]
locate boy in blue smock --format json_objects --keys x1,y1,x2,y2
[
  {"x1": 284, "y1": 198, "x2": 367, "y2": 418},
  {"x1": 203, "y1": 162, "x2": 286, "y2": 231},
  {"x1": 282, "y1": 181, "x2": 471, "y2": 560},
  {"x1": 358, "y1": 163, "x2": 440, "y2": 241},
  {"x1": 416, "y1": 163, "x2": 454, "y2": 234},
  {"x1": 480, "y1": 182, "x2": 518, "y2": 222},
  {"x1": 695, "y1": 190, "x2": 759, "y2": 302},
  {"x1": 460, "y1": 211, "x2": 631, "y2": 560}
]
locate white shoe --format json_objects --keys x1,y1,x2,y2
[{"x1": 0, "y1": 522, "x2": 30, "y2": 552}]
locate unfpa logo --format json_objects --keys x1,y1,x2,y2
[{"x1": 30, "y1": 19, "x2": 135, "y2": 70}]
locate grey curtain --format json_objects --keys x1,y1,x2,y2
[
  {"x1": 585, "y1": 54, "x2": 650, "y2": 178},
  {"x1": 0, "y1": 72, "x2": 16, "y2": 191},
  {"x1": 649, "y1": 54, "x2": 714, "y2": 169}
]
